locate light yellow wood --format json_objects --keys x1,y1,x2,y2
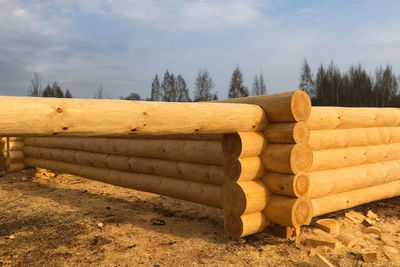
[
  {"x1": 222, "y1": 132, "x2": 266, "y2": 158},
  {"x1": 308, "y1": 107, "x2": 400, "y2": 130},
  {"x1": 263, "y1": 172, "x2": 310, "y2": 197},
  {"x1": 23, "y1": 145, "x2": 225, "y2": 185},
  {"x1": 112, "y1": 133, "x2": 223, "y2": 141},
  {"x1": 24, "y1": 137, "x2": 224, "y2": 165},
  {"x1": 2, "y1": 137, "x2": 23, "y2": 142},
  {"x1": 308, "y1": 160, "x2": 400, "y2": 198},
  {"x1": 224, "y1": 157, "x2": 265, "y2": 182},
  {"x1": 3, "y1": 141, "x2": 24, "y2": 151},
  {"x1": 262, "y1": 144, "x2": 313, "y2": 174},
  {"x1": 24, "y1": 157, "x2": 222, "y2": 208},
  {"x1": 308, "y1": 127, "x2": 400, "y2": 150},
  {"x1": 264, "y1": 122, "x2": 310, "y2": 144},
  {"x1": 263, "y1": 195, "x2": 313, "y2": 227},
  {"x1": 311, "y1": 180, "x2": 400, "y2": 217},
  {"x1": 224, "y1": 212, "x2": 270, "y2": 238},
  {"x1": 221, "y1": 180, "x2": 270, "y2": 216},
  {"x1": 311, "y1": 143, "x2": 400, "y2": 172},
  {"x1": 0, "y1": 96, "x2": 267, "y2": 136},
  {"x1": 216, "y1": 90, "x2": 311, "y2": 122}
]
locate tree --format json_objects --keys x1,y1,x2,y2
[
  {"x1": 52, "y1": 82, "x2": 64, "y2": 98},
  {"x1": 123, "y1": 92, "x2": 141, "y2": 100},
  {"x1": 161, "y1": 71, "x2": 178, "y2": 101},
  {"x1": 194, "y1": 69, "x2": 214, "y2": 101},
  {"x1": 176, "y1": 75, "x2": 191, "y2": 102},
  {"x1": 298, "y1": 59, "x2": 314, "y2": 98},
  {"x1": 94, "y1": 85, "x2": 104, "y2": 99},
  {"x1": 65, "y1": 89, "x2": 73, "y2": 98},
  {"x1": 28, "y1": 72, "x2": 42, "y2": 97},
  {"x1": 252, "y1": 72, "x2": 266, "y2": 96},
  {"x1": 150, "y1": 74, "x2": 162, "y2": 101},
  {"x1": 228, "y1": 66, "x2": 249, "y2": 98},
  {"x1": 41, "y1": 84, "x2": 53, "y2": 97}
]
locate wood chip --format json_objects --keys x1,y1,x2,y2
[
  {"x1": 383, "y1": 246, "x2": 399, "y2": 260},
  {"x1": 364, "y1": 226, "x2": 381, "y2": 235},
  {"x1": 345, "y1": 211, "x2": 365, "y2": 223},
  {"x1": 304, "y1": 235, "x2": 340, "y2": 249},
  {"x1": 337, "y1": 233, "x2": 357, "y2": 248},
  {"x1": 367, "y1": 210, "x2": 379, "y2": 221},
  {"x1": 8, "y1": 234, "x2": 15, "y2": 239},
  {"x1": 310, "y1": 253, "x2": 335, "y2": 267},
  {"x1": 361, "y1": 217, "x2": 374, "y2": 227},
  {"x1": 361, "y1": 250, "x2": 377, "y2": 263},
  {"x1": 271, "y1": 224, "x2": 299, "y2": 239},
  {"x1": 315, "y1": 219, "x2": 340, "y2": 236}
]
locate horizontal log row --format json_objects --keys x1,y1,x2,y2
[
  {"x1": 23, "y1": 145, "x2": 225, "y2": 185},
  {"x1": 24, "y1": 157, "x2": 222, "y2": 208},
  {"x1": 24, "y1": 137, "x2": 224, "y2": 166},
  {"x1": 2, "y1": 137, "x2": 24, "y2": 172}
]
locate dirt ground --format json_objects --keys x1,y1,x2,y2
[{"x1": 0, "y1": 168, "x2": 399, "y2": 266}]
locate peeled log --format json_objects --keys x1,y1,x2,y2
[
  {"x1": 112, "y1": 133, "x2": 223, "y2": 141},
  {"x1": 263, "y1": 195, "x2": 313, "y2": 227},
  {"x1": 311, "y1": 143, "x2": 400, "y2": 172},
  {"x1": 309, "y1": 127, "x2": 400, "y2": 150},
  {"x1": 312, "y1": 180, "x2": 400, "y2": 217},
  {"x1": 221, "y1": 180, "x2": 270, "y2": 216},
  {"x1": 23, "y1": 145, "x2": 225, "y2": 185},
  {"x1": 24, "y1": 157, "x2": 222, "y2": 208},
  {"x1": 224, "y1": 212, "x2": 270, "y2": 238},
  {"x1": 224, "y1": 157, "x2": 265, "y2": 181},
  {"x1": 222, "y1": 132, "x2": 266, "y2": 158},
  {"x1": 264, "y1": 122, "x2": 310, "y2": 144},
  {"x1": 263, "y1": 172, "x2": 310, "y2": 197},
  {"x1": 24, "y1": 137, "x2": 224, "y2": 165},
  {"x1": 5, "y1": 151, "x2": 24, "y2": 163},
  {"x1": 3, "y1": 141, "x2": 24, "y2": 151},
  {"x1": 308, "y1": 107, "x2": 400, "y2": 130},
  {"x1": 2, "y1": 137, "x2": 23, "y2": 142},
  {"x1": 0, "y1": 97, "x2": 267, "y2": 136},
  {"x1": 216, "y1": 90, "x2": 311, "y2": 122},
  {"x1": 308, "y1": 160, "x2": 400, "y2": 198},
  {"x1": 262, "y1": 144, "x2": 313, "y2": 174},
  {"x1": 7, "y1": 162, "x2": 25, "y2": 172}
]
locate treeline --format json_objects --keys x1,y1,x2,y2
[
  {"x1": 28, "y1": 73, "x2": 72, "y2": 98},
  {"x1": 299, "y1": 59, "x2": 400, "y2": 107}
]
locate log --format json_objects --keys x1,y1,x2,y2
[
  {"x1": 24, "y1": 157, "x2": 222, "y2": 208},
  {"x1": 308, "y1": 107, "x2": 400, "y2": 130},
  {"x1": 24, "y1": 137, "x2": 224, "y2": 165},
  {"x1": 216, "y1": 90, "x2": 311, "y2": 122},
  {"x1": 224, "y1": 157, "x2": 265, "y2": 181},
  {"x1": 110, "y1": 133, "x2": 223, "y2": 141},
  {"x1": 5, "y1": 151, "x2": 24, "y2": 163},
  {"x1": 262, "y1": 172, "x2": 310, "y2": 197},
  {"x1": 221, "y1": 180, "x2": 270, "y2": 215},
  {"x1": 310, "y1": 143, "x2": 400, "y2": 172},
  {"x1": 308, "y1": 127, "x2": 400, "y2": 150},
  {"x1": 262, "y1": 144, "x2": 313, "y2": 174},
  {"x1": 311, "y1": 180, "x2": 400, "y2": 217},
  {"x1": 3, "y1": 141, "x2": 24, "y2": 151},
  {"x1": 7, "y1": 162, "x2": 25, "y2": 172},
  {"x1": 224, "y1": 212, "x2": 270, "y2": 238},
  {"x1": 0, "y1": 97, "x2": 267, "y2": 136},
  {"x1": 23, "y1": 145, "x2": 226, "y2": 185},
  {"x1": 264, "y1": 122, "x2": 309, "y2": 144},
  {"x1": 222, "y1": 132, "x2": 266, "y2": 158},
  {"x1": 1, "y1": 137, "x2": 23, "y2": 142},
  {"x1": 263, "y1": 195, "x2": 313, "y2": 227},
  {"x1": 308, "y1": 160, "x2": 400, "y2": 198}
]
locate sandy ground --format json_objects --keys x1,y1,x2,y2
[{"x1": 0, "y1": 168, "x2": 399, "y2": 266}]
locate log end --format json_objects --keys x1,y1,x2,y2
[
  {"x1": 293, "y1": 121, "x2": 310, "y2": 144},
  {"x1": 294, "y1": 173, "x2": 311, "y2": 197},
  {"x1": 291, "y1": 90, "x2": 312, "y2": 122},
  {"x1": 292, "y1": 197, "x2": 313, "y2": 226},
  {"x1": 222, "y1": 133, "x2": 242, "y2": 158},
  {"x1": 224, "y1": 212, "x2": 269, "y2": 238},
  {"x1": 221, "y1": 181, "x2": 247, "y2": 215},
  {"x1": 290, "y1": 144, "x2": 313, "y2": 173},
  {"x1": 224, "y1": 158, "x2": 241, "y2": 181}
]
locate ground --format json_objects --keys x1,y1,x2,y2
[{"x1": 0, "y1": 168, "x2": 399, "y2": 266}]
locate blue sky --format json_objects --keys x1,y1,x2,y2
[{"x1": 0, "y1": 0, "x2": 399, "y2": 99}]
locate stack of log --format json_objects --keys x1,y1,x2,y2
[
  {"x1": 219, "y1": 91, "x2": 314, "y2": 237},
  {"x1": 307, "y1": 107, "x2": 400, "y2": 218},
  {"x1": 2, "y1": 137, "x2": 25, "y2": 172}
]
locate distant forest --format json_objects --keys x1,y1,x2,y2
[{"x1": 28, "y1": 60, "x2": 400, "y2": 107}]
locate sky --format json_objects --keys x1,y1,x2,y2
[{"x1": 1, "y1": 0, "x2": 400, "y2": 99}]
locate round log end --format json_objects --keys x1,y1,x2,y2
[
  {"x1": 222, "y1": 133, "x2": 242, "y2": 158},
  {"x1": 293, "y1": 121, "x2": 310, "y2": 144},
  {"x1": 291, "y1": 90, "x2": 312, "y2": 122},
  {"x1": 293, "y1": 172, "x2": 310, "y2": 197},
  {"x1": 224, "y1": 212, "x2": 269, "y2": 238},
  {"x1": 290, "y1": 144, "x2": 313, "y2": 173},
  {"x1": 292, "y1": 197, "x2": 313, "y2": 226},
  {"x1": 224, "y1": 213, "x2": 244, "y2": 238},
  {"x1": 224, "y1": 158, "x2": 241, "y2": 181},
  {"x1": 221, "y1": 181, "x2": 246, "y2": 215}
]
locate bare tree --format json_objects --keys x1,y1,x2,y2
[
  {"x1": 28, "y1": 72, "x2": 42, "y2": 97},
  {"x1": 194, "y1": 69, "x2": 214, "y2": 101},
  {"x1": 94, "y1": 85, "x2": 104, "y2": 99}
]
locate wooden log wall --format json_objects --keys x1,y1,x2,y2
[{"x1": 1, "y1": 137, "x2": 25, "y2": 172}]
